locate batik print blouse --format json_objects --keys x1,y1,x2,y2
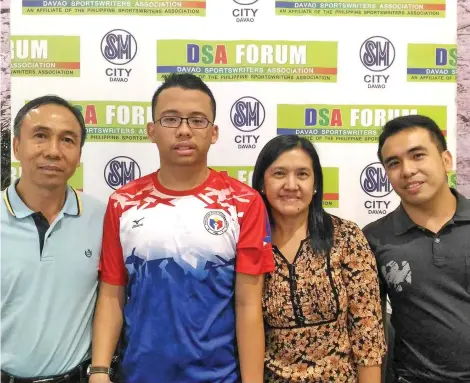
[{"x1": 263, "y1": 216, "x2": 387, "y2": 382}]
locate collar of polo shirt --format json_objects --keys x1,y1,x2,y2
[
  {"x1": 3, "y1": 179, "x2": 82, "y2": 218},
  {"x1": 393, "y1": 188, "x2": 470, "y2": 235}
]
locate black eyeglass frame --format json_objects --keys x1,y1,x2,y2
[{"x1": 154, "y1": 116, "x2": 214, "y2": 129}]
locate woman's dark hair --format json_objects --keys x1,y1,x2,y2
[{"x1": 252, "y1": 135, "x2": 334, "y2": 256}]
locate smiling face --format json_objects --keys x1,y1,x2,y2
[
  {"x1": 147, "y1": 87, "x2": 219, "y2": 168},
  {"x1": 263, "y1": 148, "x2": 315, "y2": 219},
  {"x1": 381, "y1": 127, "x2": 452, "y2": 207},
  {"x1": 13, "y1": 104, "x2": 82, "y2": 190}
]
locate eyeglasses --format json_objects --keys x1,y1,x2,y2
[{"x1": 155, "y1": 116, "x2": 213, "y2": 129}]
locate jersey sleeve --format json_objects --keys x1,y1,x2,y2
[
  {"x1": 236, "y1": 192, "x2": 275, "y2": 275},
  {"x1": 99, "y1": 197, "x2": 127, "y2": 286}
]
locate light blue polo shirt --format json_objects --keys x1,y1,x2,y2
[{"x1": 1, "y1": 181, "x2": 106, "y2": 377}]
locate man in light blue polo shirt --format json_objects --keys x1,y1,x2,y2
[{"x1": 1, "y1": 95, "x2": 106, "y2": 383}]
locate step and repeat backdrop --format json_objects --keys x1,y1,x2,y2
[{"x1": 8, "y1": 0, "x2": 457, "y2": 228}]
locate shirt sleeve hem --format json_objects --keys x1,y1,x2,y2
[
  {"x1": 354, "y1": 353, "x2": 387, "y2": 367},
  {"x1": 236, "y1": 262, "x2": 275, "y2": 275},
  {"x1": 100, "y1": 274, "x2": 127, "y2": 286},
  {"x1": 236, "y1": 245, "x2": 275, "y2": 275}
]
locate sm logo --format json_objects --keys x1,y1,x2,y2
[
  {"x1": 230, "y1": 96, "x2": 265, "y2": 132},
  {"x1": 360, "y1": 36, "x2": 395, "y2": 72},
  {"x1": 101, "y1": 29, "x2": 137, "y2": 66},
  {"x1": 104, "y1": 156, "x2": 141, "y2": 190},
  {"x1": 360, "y1": 162, "x2": 393, "y2": 198}
]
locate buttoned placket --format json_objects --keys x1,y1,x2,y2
[{"x1": 32, "y1": 212, "x2": 65, "y2": 261}]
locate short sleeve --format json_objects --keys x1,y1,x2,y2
[
  {"x1": 99, "y1": 197, "x2": 127, "y2": 286},
  {"x1": 235, "y1": 193, "x2": 274, "y2": 275},
  {"x1": 342, "y1": 223, "x2": 387, "y2": 366}
]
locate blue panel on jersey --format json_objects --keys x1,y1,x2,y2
[{"x1": 121, "y1": 249, "x2": 240, "y2": 383}]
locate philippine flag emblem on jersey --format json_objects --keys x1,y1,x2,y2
[{"x1": 204, "y1": 211, "x2": 229, "y2": 235}]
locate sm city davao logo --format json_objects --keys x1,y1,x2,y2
[
  {"x1": 231, "y1": 96, "x2": 265, "y2": 150},
  {"x1": 232, "y1": 0, "x2": 258, "y2": 23},
  {"x1": 101, "y1": 29, "x2": 137, "y2": 83},
  {"x1": 360, "y1": 36, "x2": 395, "y2": 89},
  {"x1": 104, "y1": 156, "x2": 141, "y2": 190},
  {"x1": 204, "y1": 211, "x2": 229, "y2": 235},
  {"x1": 360, "y1": 162, "x2": 393, "y2": 215}
]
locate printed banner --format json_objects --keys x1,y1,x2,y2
[
  {"x1": 277, "y1": 104, "x2": 447, "y2": 143},
  {"x1": 211, "y1": 166, "x2": 340, "y2": 208},
  {"x1": 156, "y1": 40, "x2": 338, "y2": 82},
  {"x1": 10, "y1": 36, "x2": 80, "y2": 77},
  {"x1": 72, "y1": 101, "x2": 151, "y2": 142},
  {"x1": 407, "y1": 43, "x2": 456, "y2": 82},
  {"x1": 22, "y1": 0, "x2": 206, "y2": 16},
  {"x1": 11, "y1": 162, "x2": 84, "y2": 190},
  {"x1": 8, "y1": 0, "x2": 459, "y2": 232},
  {"x1": 275, "y1": 1, "x2": 446, "y2": 17}
]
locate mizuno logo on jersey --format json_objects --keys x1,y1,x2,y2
[{"x1": 132, "y1": 217, "x2": 145, "y2": 228}]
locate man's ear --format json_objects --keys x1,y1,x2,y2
[
  {"x1": 211, "y1": 125, "x2": 219, "y2": 145},
  {"x1": 442, "y1": 150, "x2": 453, "y2": 173},
  {"x1": 147, "y1": 122, "x2": 157, "y2": 143},
  {"x1": 13, "y1": 136, "x2": 21, "y2": 161}
]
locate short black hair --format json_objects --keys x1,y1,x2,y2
[
  {"x1": 151, "y1": 73, "x2": 217, "y2": 121},
  {"x1": 14, "y1": 95, "x2": 87, "y2": 148},
  {"x1": 252, "y1": 135, "x2": 334, "y2": 256},
  {"x1": 378, "y1": 114, "x2": 447, "y2": 163}
]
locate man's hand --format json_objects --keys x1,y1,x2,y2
[{"x1": 88, "y1": 373, "x2": 112, "y2": 383}]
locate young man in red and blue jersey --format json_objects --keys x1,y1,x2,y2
[{"x1": 89, "y1": 73, "x2": 274, "y2": 383}]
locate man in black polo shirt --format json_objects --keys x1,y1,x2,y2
[{"x1": 363, "y1": 115, "x2": 470, "y2": 383}]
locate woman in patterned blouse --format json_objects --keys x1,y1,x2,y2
[{"x1": 252, "y1": 135, "x2": 387, "y2": 383}]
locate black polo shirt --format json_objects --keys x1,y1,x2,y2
[{"x1": 363, "y1": 189, "x2": 470, "y2": 382}]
